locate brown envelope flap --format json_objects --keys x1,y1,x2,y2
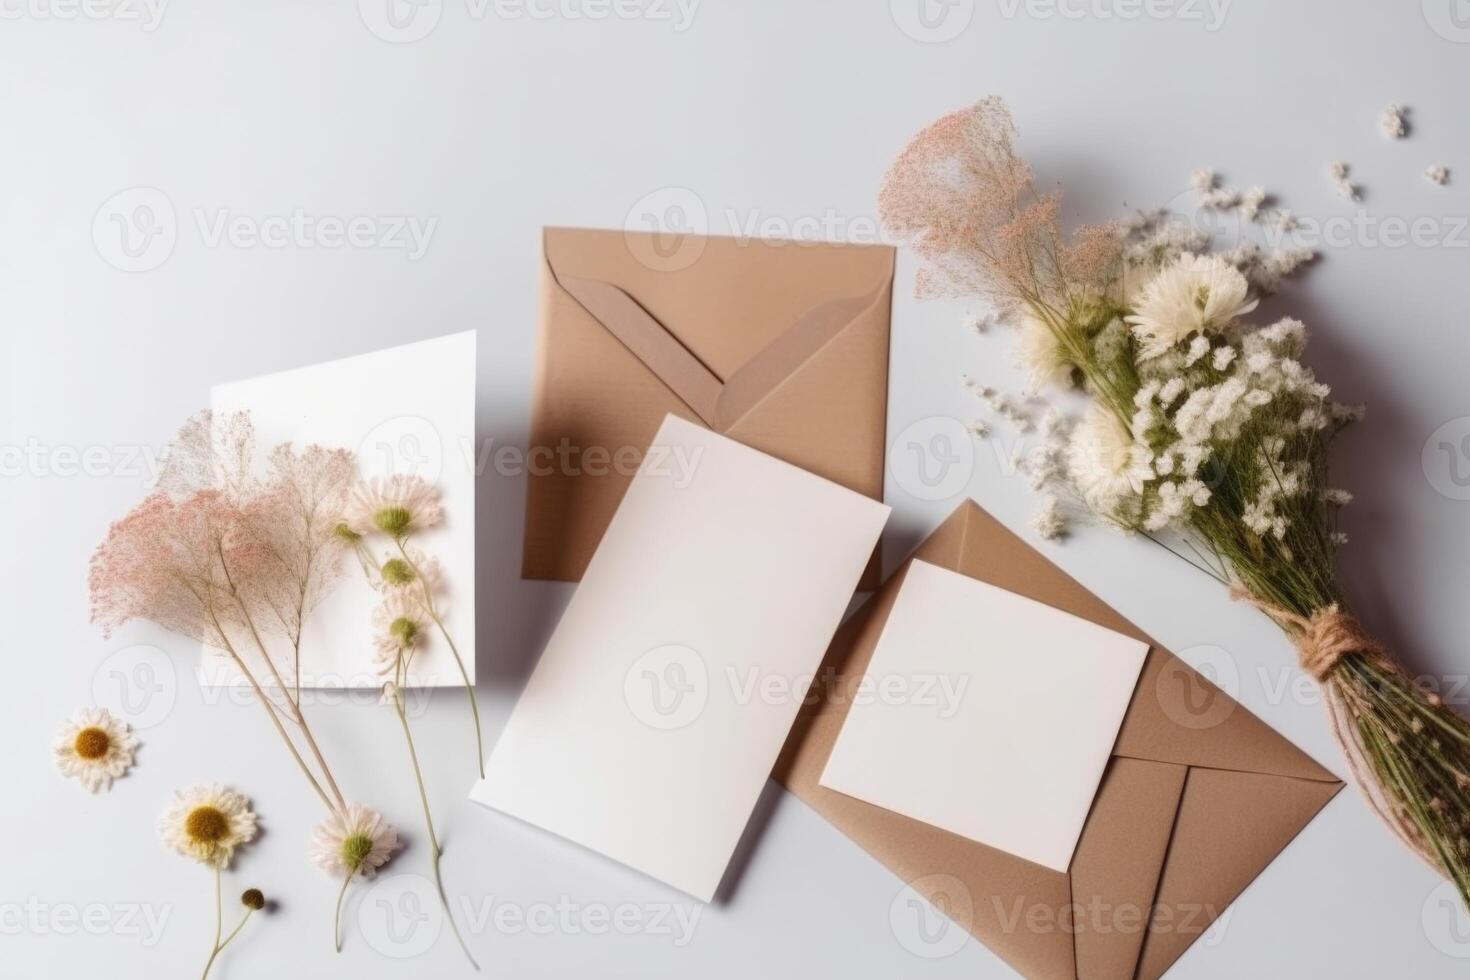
[
  {"x1": 543, "y1": 226, "x2": 895, "y2": 380},
  {"x1": 714, "y1": 286, "x2": 890, "y2": 431},
  {"x1": 555, "y1": 274, "x2": 725, "y2": 425},
  {"x1": 547, "y1": 234, "x2": 891, "y2": 434},
  {"x1": 1070, "y1": 757, "x2": 1188, "y2": 980},
  {"x1": 1134, "y1": 767, "x2": 1342, "y2": 980}
]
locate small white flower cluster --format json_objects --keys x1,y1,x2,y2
[
  {"x1": 1188, "y1": 169, "x2": 1276, "y2": 226},
  {"x1": 1381, "y1": 103, "x2": 1407, "y2": 139},
  {"x1": 1427, "y1": 164, "x2": 1450, "y2": 186},
  {"x1": 1030, "y1": 494, "x2": 1066, "y2": 541},
  {"x1": 964, "y1": 375, "x2": 1031, "y2": 431},
  {"x1": 1329, "y1": 161, "x2": 1360, "y2": 200},
  {"x1": 1123, "y1": 216, "x2": 1209, "y2": 273},
  {"x1": 1218, "y1": 240, "x2": 1316, "y2": 295}
]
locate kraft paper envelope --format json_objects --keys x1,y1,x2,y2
[
  {"x1": 523, "y1": 226, "x2": 894, "y2": 589},
  {"x1": 202, "y1": 331, "x2": 476, "y2": 690},
  {"x1": 820, "y1": 560, "x2": 1148, "y2": 873},
  {"x1": 775, "y1": 500, "x2": 1342, "y2": 980},
  {"x1": 473, "y1": 414, "x2": 889, "y2": 901}
]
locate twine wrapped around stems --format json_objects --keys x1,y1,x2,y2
[{"x1": 1230, "y1": 586, "x2": 1470, "y2": 896}]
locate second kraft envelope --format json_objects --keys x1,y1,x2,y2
[{"x1": 522, "y1": 226, "x2": 894, "y2": 588}]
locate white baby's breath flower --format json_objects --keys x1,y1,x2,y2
[
  {"x1": 1030, "y1": 495, "x2": 1066, "y2": 541},
  {"x1": 967, "y1": 420, "x2": 991, "y2": 438},
  {"x1": 1211, "y1": 346, "x2": 1237, "y2": 371},
  {"x1": 55, "y1": 707, "x2": 138, "y2": 793},
  {"x1": 159, "y1": 784, "x2": 258, "y2": 868},
  {"x1": 311, "y1": 802, "x2": 399, "y2": 878},
  {"x1": 1067, "y1": 404, "x2": 1149, "y2": 521},
  {"x1": 1125, "y1": 254, "x2": 1258, "y2": 359},
  {"x1": 1184, "y1": 335, "x2": 1212, "y2": 367},
  {"x1": 1329, "y1": 161, "x2": 1359, "y2": 200},
  {"x1": 345, "y1": 475, "x2": 443, "y2": 538},
  {"x1": 1427, "y1": 164, "x2": 1449, "y2": 186},
  {"x1": 1239, "y1": 186, "x2": 1266, "y2": 222},
  {"x1": 1380, "y1": 103, "x2": 1407, "y2": 139}
]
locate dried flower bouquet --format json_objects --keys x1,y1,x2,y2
[{"x1": 880, "y1": 97, "x2": 1470, "y2": 909}]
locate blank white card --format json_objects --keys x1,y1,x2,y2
[
  {"x1": 471, "y1": 415, "x2": 889, "y2": 900},
  {"x1": 820, "y1": 560, "x2": 1148, "y2": 873}
]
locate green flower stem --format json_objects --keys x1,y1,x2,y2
[
  {"x1": 396, "y1": 537, "x2": 485, "y2": 779},
  {"x1": 332, "y1": 873, "x2": 352, "y2": 953},
  {"x1": 200, "y1": 867, "x2": 254, "y2": 980},
  {"x1": 391, "y1": 652, "x2": 480, "y2": 970}
]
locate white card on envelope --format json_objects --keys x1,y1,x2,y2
[
  {"x1": 819, "y1": 559, "x2": 1147, "y2": 872},
  {"x1": 470, "y1": 414, "x2": 889, "y2": 901},
  {"x1": 200, "y1": 330, "x2": 476, "y2": 690}
]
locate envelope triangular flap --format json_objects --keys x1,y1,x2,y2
[
  {"x1": 543, "y1": 227, "x2": 894, "y2": 381},
  {"x1": 1070, "y1": 758, "x2": 1189, "y2": 980},
  {"x1": 949, "y1": 501, "x2": 1337, "y2": 783},
  {"x1": 1133, "y1": 767, "x2": 1341, "y2": 980}
]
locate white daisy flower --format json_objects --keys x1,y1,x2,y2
[
  {"x1": 1066, "y1": 403, "x2": 1150, "y2": 521},
  {"x1": 54, "y1": 707, "x2": 138, "y2": 793},
  {"x1": 1015, "y1": 310, "x2": 1072, "y2": 393},
  {"x1": 310, "y1": 802, "x2": 399, "y2": 878},
  {"x1": 159, "y1": 784, "x2": 258, "y2": 868},
  {"x1": 345, "y1": 475, "x2": 443, "y2": 538},
  {"x1": 371, "y1": 592, "x2": 429, "y2": 677},
  {"x1": 1125, "y1": 254, "x2": 1258, "y2": 359},
  {"x1": 377, "y1": 547, "x2": 441, "y2": 595}
]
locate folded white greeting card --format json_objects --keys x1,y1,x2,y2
[
  {"x1": 470, "y1": 414, "x2": 889, "y2": 901},
  {"x1": 819, "y1": 559, "x2": 1148, "y2": 873},
  {"x1": 200, "y1": 330, "x2": 476, "y2": 690}
]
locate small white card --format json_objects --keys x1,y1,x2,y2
[
  {"x1": 200, "y1": 331, "x2": 476, "y2": 690},
  {"x1": 470, "y1": 415, "x2": 889, "y2": 901},
  {"x1": 819, "y1": 560, "x2": 1147, "y2": 872}
]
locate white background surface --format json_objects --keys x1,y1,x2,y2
[{"x1": 4, "y1": 1, "x2": 1470, "y2": 977}]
